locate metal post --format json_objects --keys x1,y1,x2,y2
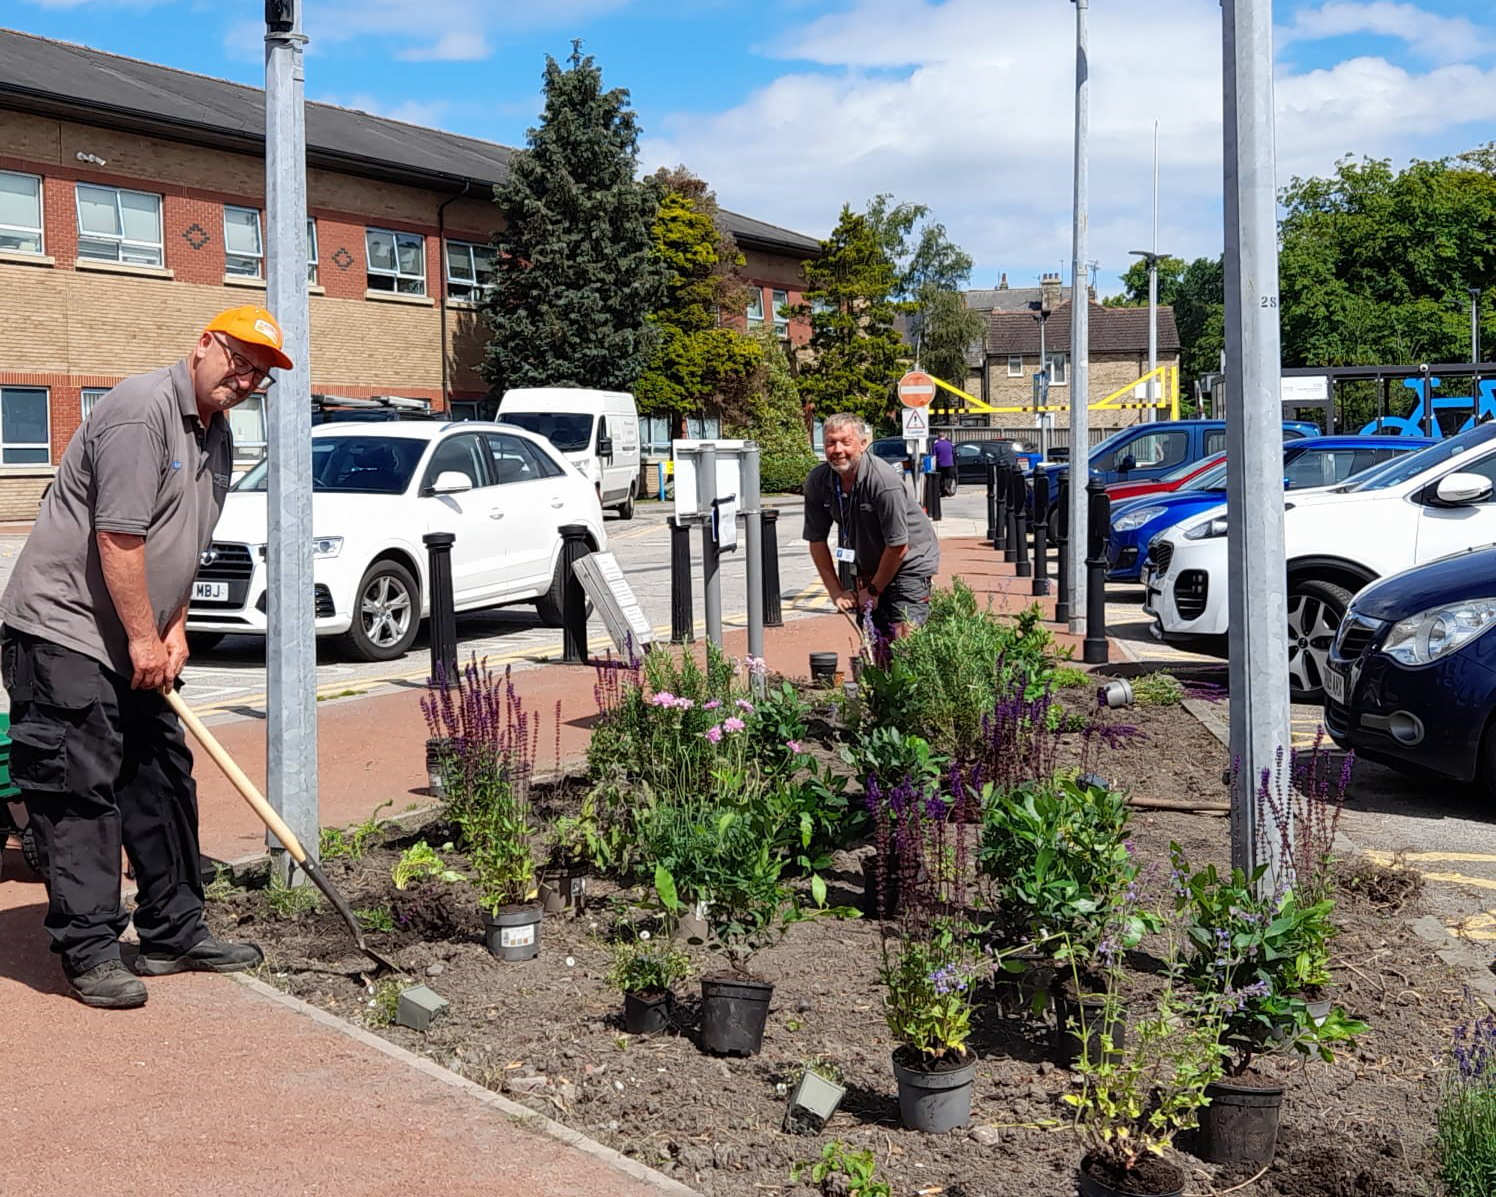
[
  {"x1": 697, "y1": 443, "x2": 722, "y2": 646},
  {"x1": 923, "y1": 464, "x2": 942, "y2": 522},
  {"x1": 1012, "y1": 470, "x2": 1031, "y2": 578},
  {"x1": 994, "y1": 462, "x2": 1009, "y2": 552},
  {"x1": 558, "y1": 524, "x2": 591, "y2": 664},
  {"x1": 264, "y1": 0, "x2": 315, "y2": 883},
  {"x1": 1083, "y1": 477, "x2": 1109, "y2": 663},
  {"x1": 1149, "y1": 121, "x2": 1159, "y2": 420},
  {"x1": 1475, "y1": 289, "x2": 1483, "y2": 413},
  {"x1": 422, "y1": 533, "x2": 457, "y2": 684},
  {"x1": 1421, "y1": 363, "x2": 1433, "y2": 438},
  {"x1": 1031, "y1": 470, "x2": 1050, "y2": 596},
  {"x1": 762, "y1": 509, "x2": 783, "y2": 628},
  {"x1": 741, "y1": 442, "x2": 765, "y2": 694},
  {"x1": 668, "y1": 515, "x2": 693, "y2": 644},
  {"x1": 1005, "y1": 468, "x2": 1021, "y2": 563},
  {"x1": 985, "y1": 462, "x2": 997, "y2": 543},
  {"x1": 1223, "y1": 0, "x2": 1291, "y2": 889},
  {"x1": 1055, "y1": 474, "x2": 1072, "y2": 624},
  {"x1": 1067, "y1": 0, "x2": 1091, "y2": 634}
]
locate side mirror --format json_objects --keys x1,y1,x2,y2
[
  {"x1": 1434, "y1": 472, "x2": 1493, "y2": 506},
  {"x1": 429, "y1": 470, "x2": 473, "y2": 495},
  {"x1": 598, "y1": 436, "x2": 614, "y2": 459},
  {"x1": 1118, "y1": 454, "x2": 1137, "y2": 473}
]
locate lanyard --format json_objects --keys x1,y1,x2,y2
[{"x1": 831, "y1": 469, "x2": 856, "y2": 554}]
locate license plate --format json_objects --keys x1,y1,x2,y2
[
  {"x1": 1323, "y1": 666, "x2": 1347, "y2": 705},
  {"x1": 193, "y1": 580, "x2": 229, "y2": 602}
]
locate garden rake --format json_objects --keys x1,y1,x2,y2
[{"x1": 165, "y1": 689, "x2": 398, "y2": 975}]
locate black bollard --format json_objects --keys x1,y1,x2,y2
[
  {"x1": 422, "y1": 532, "x2": 458, "y2": 685},
  {"x1": 985, "y1": 463, "x2": 997, "y2": 543},
  {"x1": 762, "y1": 509, "x2": 784, "y2": 628},
  {"x1": 1084, "y1": 477, "x2": 1110, "y2": 664},
  {"x1": 668, "y1": 516, "x2": 694, "y2": 644},
  {"x1": 1004, "y1": 466, "x2": 1020, "y2": 562},
  {"x1": 1055, "y1": 474, "x2": 1072, "y2": 625},
  {"x1": 1012, "y1": 469, "x2": 1031, "y2": 578},
  {"x1": 1031, "y1": 470, "x2": 1050, "y2": 596},
  {"x1": 923, "y1": 467, "x2": 942, "y2": 522},
  {"x1": 559, "y1": 524, "x2": 592, "y2": 664},
  {"x1": 993, "y1": 463, "x2": 1009, "y2": 552}
]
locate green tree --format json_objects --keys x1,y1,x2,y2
[
  {"x1": 480, "y1": 44, "x2": 665, "y2": 394},
  {"x1": 792, "y1": 205, "x2": 905, "y2": 428},
  {"x1": 917, "y1": 285, "x2": 985, "y2": 397},
  {"x1": 635, "y1": 169, "x2": 762, "y2": 429},
  {"x1": 727, "y1": 329, "x2": 815, "y2": 493}
]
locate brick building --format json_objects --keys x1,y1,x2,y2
[{"x1": 0, "y1": 29, "x2": 821, "y2": 515}]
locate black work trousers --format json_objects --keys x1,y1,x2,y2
[{"x1": 2, "y1": 628, "x2": 205, "y2": 975}]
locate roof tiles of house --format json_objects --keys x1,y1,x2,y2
[
  {"x1": 986, "y1": 301, "x2": 1181, "y2": 356},
  {"x1": 0, "y1": 27, "x2": 822, "y2": 257},
  {"x1": 965, "y1": 285, "x2": 1071, "y2": 313}
]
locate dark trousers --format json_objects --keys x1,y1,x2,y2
[{"x1": 2, "y1": 629, "x2": 205, "y2": 974}]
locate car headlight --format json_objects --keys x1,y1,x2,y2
[
  {"x1": 1184, "y1": 516, "x2": 1229, "y2": 540},
  {"x1": 312, "y1": 536, "x2": 343, "y2": 558},
  {"x1": 1112, "y1": 505, "x2": 1166, "y2": 532},
  {"x1": 1381, "y1": 599, "x2": 1496, "y2": 666}
]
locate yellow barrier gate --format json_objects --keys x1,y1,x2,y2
[{"x1": 925, "y1": 365, "x2": 1180, "y2": 420}]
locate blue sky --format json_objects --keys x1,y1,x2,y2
[{"x1": 10, "y1": 0, "x2": 1496, "y2": 295}]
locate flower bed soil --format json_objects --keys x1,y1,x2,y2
[{"x1": 206, "y1": 705, "x2": 1463, "y2": 1197}]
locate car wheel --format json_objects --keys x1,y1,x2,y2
[
  {"x1": 1286, "y1": 578, "x2": 1352, "y2": 702},
  {"x1": 339, "y1": 560, "x2": 420, "y2": 661},
  {"x1": 617, "y1": 482, "x2": 636, "y2": 521},
  {"x1": 534, "y1": 549, "x2": 595, "y2": 627},
  {"x1": 186, "y1": 632, "x2": 225, "y2": 654}
]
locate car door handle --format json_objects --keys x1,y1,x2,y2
[
  {"x1": 488, "y1": 508, "x2": 505, "y2": 520},
  {"x1": 550, "y1": 498, "x2": 564, "y2": 509}
]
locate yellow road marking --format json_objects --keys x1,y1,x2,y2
[
  {"x1": 1451, "y1": 912, "x2": 1496, "y2": 941},
  {"x1": 1364, "y1": 849, "x2": 1496, "y2": 866}
]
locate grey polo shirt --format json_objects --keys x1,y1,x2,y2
[
  {"x1": 0, "y1": 360, "x2": 233, "y2": 677},
  {"x1": 803, "y1": 449, "x2": 940, "y2": 581}
]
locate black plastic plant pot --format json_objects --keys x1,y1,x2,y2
[
  {"x1": 623, "y1": 988, "x2": 673, "y2": 1035},
  {"x1": 699, "y1": 975, "x2": 773, "y2": 1056},
  {"x1": 1078, "y1": 1153, "x2": 1185, "y2": 1197},
  {"x1": 890, "y1": 1048, "x2": 975, "y2": 1133},
  {"x1": 1192, "y1": 1078, "x2": 1285, "y2": 1166},
  {"x1": 808, "y1": 652, "x2": 839, "y2": 686},
  {"x1": 424, "y1": 737, "x2": 451, "y2": 797},
  {"x1": 482, "y1": 903, "x2": 542, "y2": 962},
  {"x1": 1053, "y1": 992, "x2": 1127, "y2": 1068}
]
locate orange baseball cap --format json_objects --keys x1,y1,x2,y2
[{"x1": 204, "y1": 305, "x2": 294, "y2": 371}]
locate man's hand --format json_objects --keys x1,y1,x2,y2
[
  {"x1": 129, "y1": 633, "x2": 171, "y2": 692},
  {"x1": 162, "y1": 619, "x2": 189, "y2": 688},
  {"x1": 833, "y1": 588, "x2": 858, "y2": 614}
]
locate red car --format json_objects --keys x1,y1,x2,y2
[{"x1": 1104, "y1": 452, "x2": 1225, "y2": 503}]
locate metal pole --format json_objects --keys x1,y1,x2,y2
[
  {"x1": 697, "y1": 443, "x2": 722, "y2": 646},
  {"x1": 1083, "y1": 477, "x2": 1109, "y2": 663},
  {"x1": 1067, "y1": 0, "x2": 1090, "y2": 635},
  {"x1": 761, "y1": 509, "x2": 783, "y2": 628},
  {"x1": 1148, "y1": 120, "x2": 1159, "y2": 421},
  {"x1": 422, "y1": 533, "x2": 457, "y2": 685},
  {"x1": 994, "y1": 462, "x2": 1009, "y2": 551},
  {"x1": 1223, "y1": 0, "x2": 1291, "y2": 890},
  {"x1": 741, "y1": 442, "x2": 765, "y2": 695},
  {"x1": 1472, "y1": 289, "x2": 1482, "y2": 410},
  {"x1": 1421, "y1": 363, "x2": 1433, "y2": 438},
  {"x1": 668, "y1": 516, "x2": 693, "y2": 644},
  {"x1": 264, "y1": 1, "x2": 316, "y2": 883}
]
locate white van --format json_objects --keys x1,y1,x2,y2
[{"x1": 497, "y1": 388, "x2": 642, "y2": 519}]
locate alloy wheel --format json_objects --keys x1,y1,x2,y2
[
  {"x1": 360, "y1": 573, "x2": 413, "y2": 649},
  {"x1": 1285, "y1": 592, "x2": 1339, "y2": 695}
]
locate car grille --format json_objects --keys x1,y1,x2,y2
[
  {"x1": 1333, "y1": 612, "x2": 1383, "y2": 662},
  {"x1": 197, "y1": 542, "x2": 254, "y2": 580},
  {"x1": 1176, "y1": 570, "x2": 1209, "y2": 621},
  {"x1": 256, "y1": 584, "x2": 336, "y2": 619},
  {"x1": 1149, "y1": 540, "x2": 1174, "y2": 576}
]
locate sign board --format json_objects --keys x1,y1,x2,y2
[
  {"x1": 672, "y1": 439, "x2": 747, "y2": 519},
  {"x1": 901, "y1": 406, "x2": 929, "y2": 439},
  {"x1": 571, "y1": 551, "x2": 654, "y2": 657},
  {"x1": 713, "y1": 495, "x2": 738, "y2": 551},
  {"x1": 1281, "y1": 375, "x2": 1329, "y2": 404},
  {"x1": 1032, "y1": 369, "x2": 1051, "y2": 409},
  {"x1": 897, "y1": 370, "x2": 936, "y2": 408}
]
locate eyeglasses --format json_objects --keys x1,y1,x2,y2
[{"x1": 213, "y1": 333, "x2": 276, "y2": 390}]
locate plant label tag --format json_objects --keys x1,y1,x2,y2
[
  {"x1": 570, "y1": 876, "x2": 586, "y2": 899},
  {"x1": 833, "y1": 547, "x2": 856, "y2": 564},
  {"x1": 500, "y1": 924, "x2": 535, "y2": 948}
]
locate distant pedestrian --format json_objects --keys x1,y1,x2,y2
[{"x1": 932, "y1": 433, "x2": 957, "y2": 496}]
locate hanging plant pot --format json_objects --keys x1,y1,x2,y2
[
  {"x1": 699, "y1": 974, "x2": 773, "y2": 1056},
  {"x1": 783, "y1": 1067, "x2": 846, "y2": 1135},
  {"x1": 1192, "y1": 1076, "x2": 1285, "y2": 1166},
  {"x1": 482, "y1": 903, "x2": 542, "y2": 962},
  {"x1": 1077, "y1": 1153, "x2": 1185, "y2": 1197},
  {"x1": 1053, "y1": 991, "x2": 1128, "y2": 1068},
  {"x1": 622, "y1": 988, "x2": 673, "y2": 1035},
  {"x1": 890, "y1": 1047, "x2": 975, "y2": 1133},
  {"x1": 424, "y1": 737, "x2": 452, "y2": 798}
]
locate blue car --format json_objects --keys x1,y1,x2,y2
[
  {"x1": 1105, "y1": 435, "x2": 1434, "y2": 583},
  {"x1": 1326, "y1": 545, "x2": 1496, "y2": 796}
]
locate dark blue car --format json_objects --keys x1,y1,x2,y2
[
  {"x1": 1326, "y1": 545, "x2": 1496, "y2": 796},
  {"x1": 1104, "y1": 435, "x2": 1434, "y2": 583}
]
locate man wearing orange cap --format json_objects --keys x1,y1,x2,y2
[{"x1": 0, "y1": 306, "x2": 292, "y2": 1008}]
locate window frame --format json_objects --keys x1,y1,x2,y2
[
  {"x1": 1045, "y1": 351, "x2": 1069, "y2": 386},
  {"x1": 421, "y1": 431, "x2": 491, "y2": 491},
  {"x1": 227, "y1": 393, "x2": 268, "y2": 462},
  {"x1": 365, "y1": 226, "x2": 427, "y2": 296},
  {"x1": 0, "y1": 386, "x2": 51, "y2": 465},
  {"x1": 74, "y1": 182, "x2": 164, "y2": 267},
  {"x1": 1007, "y1": 354, "x2": 1023, "y2": 377},
  {"x1": 746, "y1": 289, "x2": 765, "y2": 328},
  {"x1": 0, "y1": 170, "x2": 44, "y2": 255},
  {"x1": 771, "y1": 288, "x2": 789, "y2": 338},
  {"x1": 80, "y1": 386, "x2": 111, "y2": 423},
  {"x1": 444, "y1": 238, "x2": 496, "y2": 301},
  {"x1": 223, "y1": 204, "x2": 264, "y2": 278},
  {"x1": 307, "y1": 217, "x2": 319, "y2": 285}
]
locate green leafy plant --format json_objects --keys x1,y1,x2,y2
[
  {"x1": 791, "y1": 1140, "x2": 891, "y2": 1197},
  {"x1": 265, "y1": 875, "x2": 319, "y2": 919},
  {"x1": 605, "y1": 932, "x2": 691, "y2": 996},
  {"x1": 356, "y1": 906, "x2": 396, "y2": 933},
  {"x1": 878, "y1": 923, "x2": 978, "y2": 1063},
  {"x1": 392, "y1": 841, "x2": 465, "y2": 891},
  {"x1": 320, "y1": 800, "x2": 393, "y2": 861},
  {"x1": 202, "y1": 867, "x2": 237, "y2": 903},
  {"x1": 1130, "y1": 671, "x2": 1184, "y2": 707},
  {"x1": 366, "y1": 977, "x2": 403, "y2": 1027},
  {"x1": 1438, "y1": 1013, "x2": 1496, "y2": 1196}
]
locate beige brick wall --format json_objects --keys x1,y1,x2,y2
[
  {"x1": 985, "y1": 351, "x2": 1181, "y2": 429},
  {"x1": 0, "y1": 474, "x2": 52, "y2": 522}
]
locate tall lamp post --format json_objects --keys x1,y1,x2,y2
[
  {"x1": 1128, "y1": 249, "x2": 1168, "y2": 421},
  {"x1": 1066, "y1": 0, "x2": 1090, "y2": 634}
]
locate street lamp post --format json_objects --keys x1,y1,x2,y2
[
  {"x1": 1128, "y1": 249, "x2": 1168, "y2": 421},
  {"x1": 1067, "y1": 0, "x2": 1090, "y2": 634}
]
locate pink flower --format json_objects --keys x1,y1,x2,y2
[
  {"x1": 743, "y1": 655, "x2": 768, "y2": 677},
  {"x1": 649, "y1": 691, "x2": 678, "y2": 708},
  {"x1": 786, "y1": 740, "x2": 805, "y2": 754},
  {"x1": 722, "y1": 717, "x2": 746, "y2": 733},
  {"x1": 674, "y1": 697, "x2": 695, "y2": 711},
  {"x1": 704, "y1": 699, "x2": 723, "y2": 710},
  {"x1": 735, "y1": 699, "x2": 755, "y2": 713},
  {"x1": 703, "y1": 725, "x2": 724, "y2": 744}
]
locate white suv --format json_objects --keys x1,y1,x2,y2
[
  {"x1": 1143, "y1": 423, "x2": 1496, "y2": 700},
  {"x1": 186, "y1": 422, "x2": 607, "y2": 660}
]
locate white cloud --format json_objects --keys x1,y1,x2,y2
[
  {"x1": 642, "y1": 0, "x2": 1496, "y2": 294},
  {"x1": 1279, "y1": 1, "x2": 1496, "y2": 61},
  {"x1": 397, "y1": 30, "x2": 491, "y2": 62},
  {"x1": 315, "y1": 91, "x2": 452, "y2": 129},
  {"x1": 302, "y1": 0, "x2": 629, "y2": 53}
]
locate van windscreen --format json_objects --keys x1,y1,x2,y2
[{"x1": 500, "y1": 411, "x2": 594, "y2": 452}]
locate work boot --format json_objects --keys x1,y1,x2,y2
[
  {"x1": 66, "y1": 960, "x2": 148, "y2": 1009},
  {"x1": 133, "y1": 933, "x2": 264, "y2": 976}
]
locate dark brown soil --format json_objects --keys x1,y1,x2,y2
[
  {"x1": 206, "y1": 703, "x2": 1463, "y2": 1197},
  {"x1": 1081, "y1": 1151, "x2": 1186, "y2": 1194}
]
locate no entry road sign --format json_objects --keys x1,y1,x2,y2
[{"x1": 897, "y1": 370, "x2": 936, "y2": 408}]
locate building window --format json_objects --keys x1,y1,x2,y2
[
  {"x1": 1046, "y1": 352, "x2": 1069, "y2": 386},
  {"x1": 685, "y1": 415, "x2": 722, "y2": 440},
  {"x1": 445, "y1": 239, "x2": 496, "y2": 300},
  {"x1": 227, "y1": 393, "x2": 266, "y2": 461},
  {"x1": 772, "y1": 289, "x2": 789, "y2": 338},
  {"x1": 75, "y1": 183, "x2": 163, "y2": 267},
  {"x1": 641, "y1": 416, "x2": 673, "y2": 455},
  {"x1": 0, "y1": 171, "x2": 44, "y2": 255},
  {"x1": 746, "y1": 289, "x2": 764, "y2": 328},
  {"x1": 365, "y1": 227, "x2": 426, "y2": 295},
  {"x1": 0, "y1": 387, "x2": 50, "y2": 464},
  {"x1": 1007, "y1": 355, "x2": 1023, "y2": 377},
  {"x1": 81, "y1": 386, "x2": 110, "y2": 422},
  {"x1": 307, "y1": 218, "x2": 319, "y2": 284},
  {"x1": 224, "y1": 205, "x2": 263, "y2": 277}
]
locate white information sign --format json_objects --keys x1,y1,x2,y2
[
  {"x1": 901, "y1": 407, "x2": 929, "y2": 438},
  {"x1": 1280, "y1": 375, "x2": 1329, "y2": 404},
  {"x1": 714, "y1": 496, "x2": 738, "y2": 551},
  {"x1": 571, "y1": 551, "x2": 654, "y2": 656}
]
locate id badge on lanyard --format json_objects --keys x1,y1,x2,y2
[{"x1": 832, "y1": 475, "x2": 857, "y2": 564}]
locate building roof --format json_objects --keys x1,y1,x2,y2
[
  {"x1": 986, "y1": 301, "x2": 1181, "y2": 356},
  {"x1": 965, "y1": 284, "x2": 1071, "y2": 314},
  {"x1": 0, "y1": 27, "x2": 822, "y2": 257}
]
